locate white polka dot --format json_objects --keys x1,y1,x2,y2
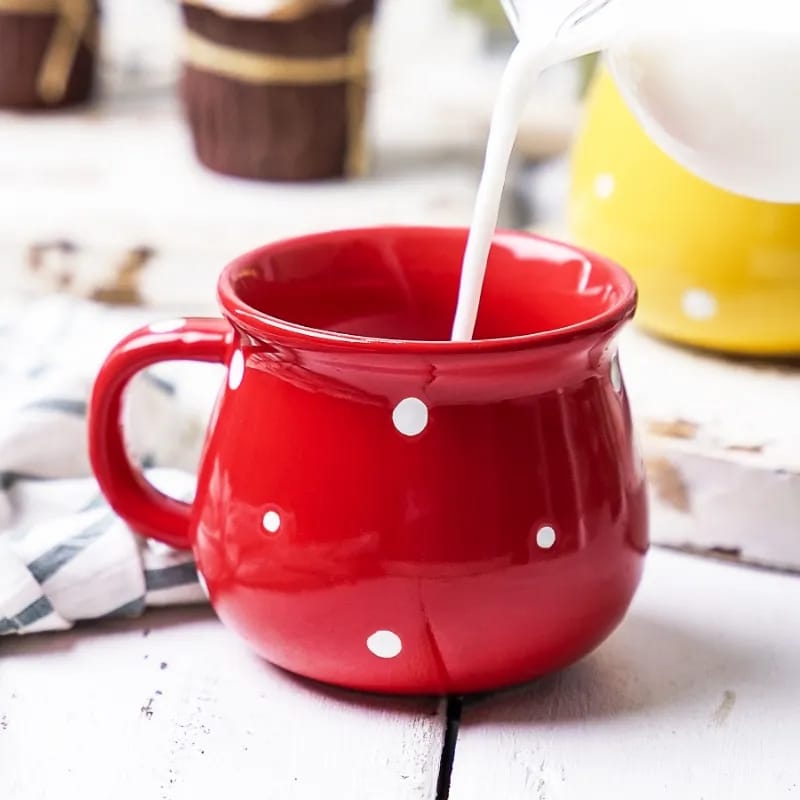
[
  {"x1": 367, "y1": 630, "x2": 402, "y2": 659},
  {"x1": 536, "y1": 525, "x2": 557, "y2": 550},
  {"x1": 610, "y1": 355, "x2": 623, "y2": 393},
  {"x1": 262, "y1": 510, "x2": 281, "y2": 534},
  {"x1": 197, "y1": 570, "x2": 210, "y2": 599},
  {"x1": 392, "y1": 397, "x2": 428, "y2": 437},
  {"x1": 228, "y1": 349, "x2": 245, "y2": 390},
  {"x1": 594, "y1": 173, "x2": 615, "y2": 200},
  {"x1": 682, "y1": 288, "x2": 718, "y2": 321},
  {"x1": 149, "y1": 319, "x2": 186, "y2": 334}
]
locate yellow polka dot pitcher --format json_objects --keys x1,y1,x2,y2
[{"x1": 569, "y1": 67, "x2": 800, "y2": 356}]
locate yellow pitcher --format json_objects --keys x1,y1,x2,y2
[{"x1": 569, "y1": 67, "x2": 800, "y2": 356}]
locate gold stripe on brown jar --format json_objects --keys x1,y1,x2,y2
[{"x1": 180, "y1": 0, "x2": 375, "y2": 181}]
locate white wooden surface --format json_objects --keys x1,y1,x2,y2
[
  {"x1": 2, "y1": 551, "x2": 798, "y2": 798},
  {"x1": 449, "y1": 549, "x2": 800, "y2": 799},
  {"x1": 620, "y1": 326, "x2": 800, "y2": 573},
  {"x1": 0, "y1": 607, "x2": 445, "y2": 800}
]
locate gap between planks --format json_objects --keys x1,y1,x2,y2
[
  {"x1": 447, "y1": 549, "x2": 800, "y2": 799},
  {"x1": 436, "y1": 696, "x2": 464, "y2": 800},
  {"x1": 0, "y1": 607, "x2": 448, "y2": 800}
]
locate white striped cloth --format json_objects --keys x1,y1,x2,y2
[{"x1": 0, "y1": 296, "x2": 221, "y2": 635}]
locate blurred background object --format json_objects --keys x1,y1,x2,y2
[
  {"x1": 0, "y1": 0, "x2": 581, "y2": 310},
  {"x1": 569, "y1": 66, "x2": 800, "y2": 356},
  {"x1": 0, "y1": 0, "x2": 99, "y2": 109},
  {"x1": 179, "y1": 0, "x2": 375, "y2": 181},
  {"x1": 452, "y1": 0, "x2": 508, "y2": 28}
]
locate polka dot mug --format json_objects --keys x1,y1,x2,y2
[{"x1": 89, "y1": 227, "x2": 648, "y2": 694}]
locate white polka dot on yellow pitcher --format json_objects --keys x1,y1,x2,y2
[{"x1": 569, "y1": 67, "x2": 800, "y2": 356}]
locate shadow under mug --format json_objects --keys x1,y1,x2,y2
[{"x1": 89, "y1": 226, "x2": 648, "y2": 695}]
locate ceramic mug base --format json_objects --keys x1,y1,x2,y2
[{"x1": 205, "y1": 558, "x2": 645, "y2": 695}]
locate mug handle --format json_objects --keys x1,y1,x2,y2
[{"x1": 88, "y1": 317, "x2": 231, "y2": 550}]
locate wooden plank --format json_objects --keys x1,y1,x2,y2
[
  {"x1": 620, "y1": 326, "x2": 800, "y2": 572},
  {"x1": 0, "y1": 608, "x2": 445, "y2": 800},
  {"x1": 449, "y1": 549, "x2": 800, "y2": 799}
]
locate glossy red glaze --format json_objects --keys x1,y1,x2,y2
[{"x1": 89, "y1": 227, "x2": 648, "y2": 695}]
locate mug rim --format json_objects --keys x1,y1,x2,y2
[{"x1": 217, "y1": 226, "x2": 637, "y2": 353}]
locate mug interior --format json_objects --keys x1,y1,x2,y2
[{"x1": 220, "y1": 227, "x2": 635, "y2": 346}]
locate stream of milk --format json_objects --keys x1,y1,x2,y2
[
  {"x1": 450, "y1": 39, "x2": 558, "y2": 341},
  {"x1": 451, "y1": 0, "x2": 800, "y2": 341}
]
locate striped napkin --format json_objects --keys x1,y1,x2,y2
[{"x1": 0, "y1": 296, "x2": 220, "y2": 635}]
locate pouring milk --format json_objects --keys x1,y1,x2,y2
[{"x1": 451, "y1": 0, "x2": 800, "y2": 340}]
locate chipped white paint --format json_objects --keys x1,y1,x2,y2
[
  {"x1": 366, "y1": 630, "x2": 403, "y2": 659},
  {"x1": 227, "y1": 350, "x2": 244, "y2": 391},
  {"x1": 450, "y1": 549, "x2": 800, "y2": 799},
  {"x1": 392, "y1": 398, "x2": 429, "y2": 437},
  {"x1": 620, "y1": 325, "x2": 800, "y2": 572},
  {"x1": 644, "y1": 443, "x2": 800, "y2": 571},
  {"x1": 0, "y1": 608, "x2": 444, "y2": 799}
]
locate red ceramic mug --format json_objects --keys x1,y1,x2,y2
[{"x1": 89, "y1": 227, "x2": 648, "y2": 695}]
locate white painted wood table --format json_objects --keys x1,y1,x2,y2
[{"x1": 3, "y1": 549, "x2": 798, "y2": 799}]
